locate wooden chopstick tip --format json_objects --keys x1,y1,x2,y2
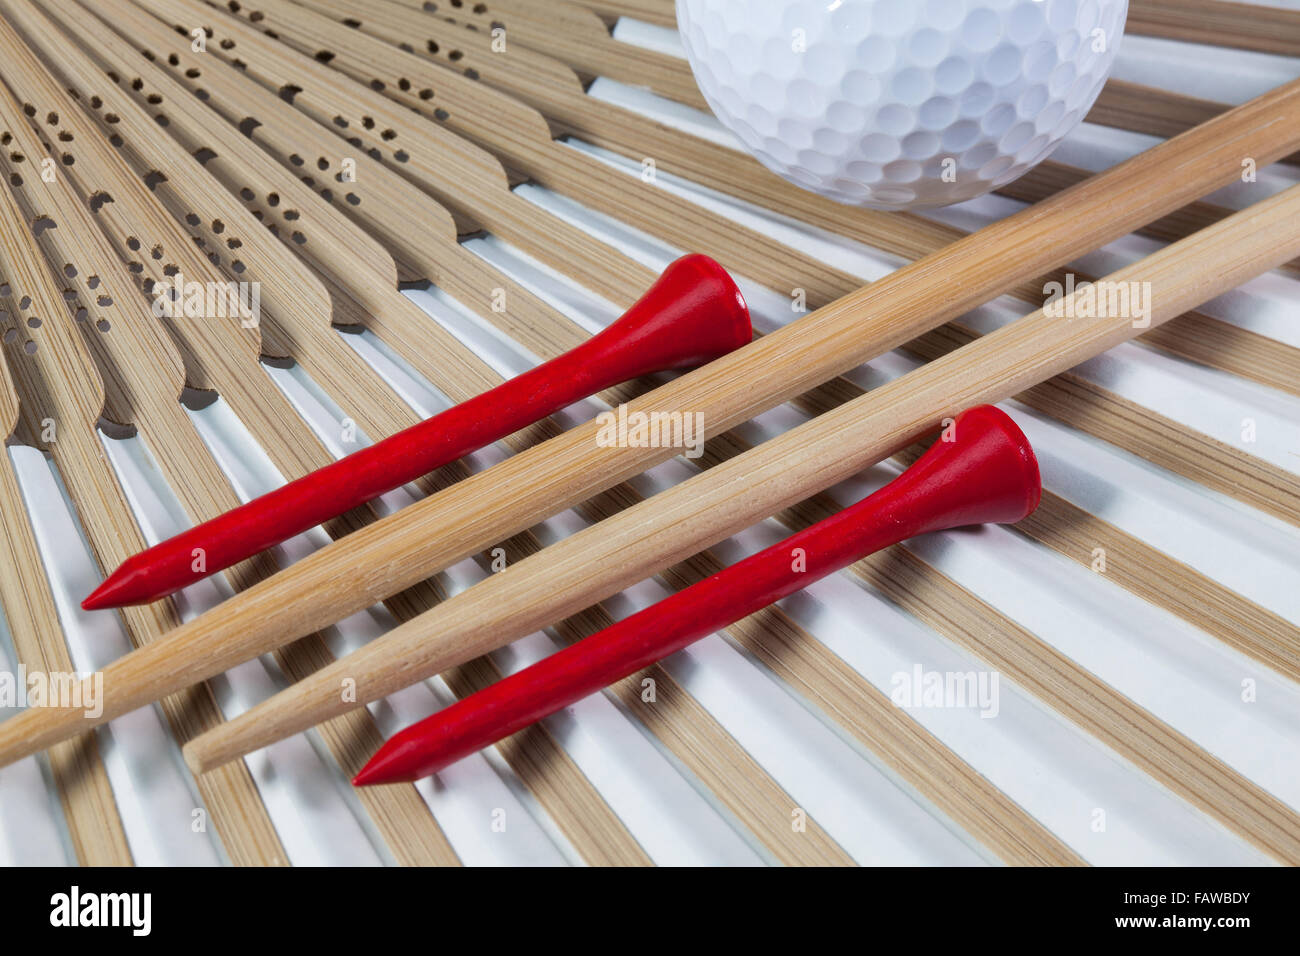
[{"x1": 182, "y1": 738, "x2": 218, "y2": 777}]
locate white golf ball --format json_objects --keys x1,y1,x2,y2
[{"x1": 677, "y1": 0, "x2": 1129, "y2": 210}]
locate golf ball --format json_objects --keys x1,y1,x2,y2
[{"x1": 677, "y1": 0, "x2": 1129, "y2": 209}]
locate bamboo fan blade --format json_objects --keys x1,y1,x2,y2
[
  {"x1": 0, "y1": 618, "x2": 81, "y2": 864},
  {"x1": 0, "y1": 90, "x2": 287, "y2": 865},
  {"x1": 443, "y1": 0, "x2": 710, "y2": 110},
  {"x1": 135, "y1": 0, "x2": 657, "y2": 308},
  {"x1": 1126, "y1": 0, "x2": 1300, "y2": 57},
  {"x1": 0, "y1": 350, "x2": 131, "y2": 864},
  {"x1": 567, "y1": 0, "x2": 675, "y2": 30},
  {"x1": 64, "y1": 0, "x2": 567, "y2": 401},
  {"x1": 0, "y1": 0, "x2": 472, "y2": 865}
]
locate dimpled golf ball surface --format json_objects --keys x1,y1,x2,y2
[{"x1": 677, "y1": 0, "x2": 1129, "y2": 209}]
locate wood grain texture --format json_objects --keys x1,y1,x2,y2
[
  {"x1": 0, "y1": 357, "x2": 131, "y2": 865},
  {"x1": 0, "y1": 17, "x2": 294, "y2": 863},
  {"x1": 1004, "y1": 160, "x2": 1300, "y2": 277},
  {"x1": 1127, "y1": 0, "x2": 1300, "y2": 57},
  {"x1": 412, "y1": 0, "x2": 710, "y2": 109},
  {"x1": 569, "y1": 0, "x2": 675, "y2": 29},
  {"x1": 4, "y1": 0, "x2": 464, "y2": 865},
  {"x1": 850, "y1": 543, "x2": 1300, "y2": 865}
]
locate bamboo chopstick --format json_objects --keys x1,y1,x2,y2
[
  {"x1": 2, "y1": 67, "x2": 1297, "y2": 772},
  {"x1": 1003, "y1": 161, "x2": 1300, "y2": 287},
  {"x1": 183, "y1": 182, "x2": 1300, "y2": 774}
]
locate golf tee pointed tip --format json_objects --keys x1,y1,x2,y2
[
  {"x1": 82, "y1": 555, "x2": 152, "y2": 610},
  {"x1": 352, "y1": 735, "x2": 423, "y2": 787}
]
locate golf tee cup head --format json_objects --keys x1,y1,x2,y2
[{"x1": 677, "y1": 0, "x2": 1129, "y2": 210}]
